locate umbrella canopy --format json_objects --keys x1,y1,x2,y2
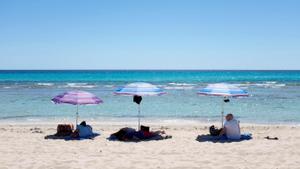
[
  {"x1": 114, "y1": 82, "x2": 165, "y2": 130},
  {"x1": 197, "y1": 83, "x2": 249, "y2": 97},
  {"x1": 52, "y1": 91, "x2": 103, "y2": 105},
  {"x1": 114, "y1": 82, "x2": 166, "y2": 96},
  {"x1": 52, "y1": 91, "x2": 103, "y2": 125},
  {"x1": 197, "y1": 83, "x2": 249, "y2": 127}
]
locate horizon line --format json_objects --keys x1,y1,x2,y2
[{"x1": 0, "y1": 69, "x2": 300, "y2": 71}]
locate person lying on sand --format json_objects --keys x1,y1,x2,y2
[
  {"x1": 219, "y1": 113, "x2": 241, "y2": 140},
  {"x1": 137, "y1": 125, "x2": 168, "y2": 140},
  {"x1": 110, "y1": 126, "x2": 171, "y2": 141},
  {"x1": 71, "y1": 121, "x2": 93, "y2": 138}
]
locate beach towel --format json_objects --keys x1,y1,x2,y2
[
  {"x1": 45, "y1": 133, "x2": 100, "y2": 141},
  {"x1": 65, "y1": 133, "x2": 100, "y2": 141},
  {"x1": 196, "y1": 133, "x2": 252, "y2": 143}
]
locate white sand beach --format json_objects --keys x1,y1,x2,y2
[{"x1": 0, "y1": 122, "x2": 300, "y2": 169}]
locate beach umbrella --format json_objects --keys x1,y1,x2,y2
[
  {"x1": 52, "y1": 91, "x2": 103, "y2": 125},
  {"x1": 197, "y1": 83, "x2": 249, "y2": 127},
  {"x1": 114, "y1": 82, "x2": 166, "y2": 130}
]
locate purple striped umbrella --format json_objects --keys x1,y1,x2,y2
[{"x1": 52, "y1": 91, "x2": 103, "y2": 125}]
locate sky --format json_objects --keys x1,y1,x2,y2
[{"x1": 0, "y1": 0, "x2": 299, "y2": 70}]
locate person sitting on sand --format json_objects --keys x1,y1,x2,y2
[
  {"x1": 72, "y1": 121, "x2": 93, "y2": 138},
  {"x1": 219, "y1": 113, "x2": 241, "y2": 140}
]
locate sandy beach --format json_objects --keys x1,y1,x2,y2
[
  {"x1": 0, "y1": 122, "x2": 300, "y2": 169},
  {"x1": 2, "y1": 0, "x2": 300, "y2": 168}
]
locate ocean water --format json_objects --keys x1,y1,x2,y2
[{"x1": 0, "y1": 70, "x2": 300, "y2": 124}]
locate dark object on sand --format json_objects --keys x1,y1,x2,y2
[
  {"x1": 109, "y1": 127, "x2": 171, "y2": 142},
  {"x1": 80, "y1": 121, "x2": 87, "y2": 127},
  {"x1": 45, "y1": 133, "x2": 99, "y2": 140},
  {"x1": 265, "y1": 136, "x2": 279, "y2": 140},
  {"x1": 209, "y1": 125, "x2": 222, "y2": 136},
  {"x1": 110, "y1": 127, "x2": 136, "y2": 141},
  {"x1": 141, "y1": 125, "x2": 150, "y2": 132},
  {"x1": 45, "y1": 123, "x2": 99, "y2": 140},
  {"x1": 56, "y1": 124, "x2": 74, "y2": 136},
  {"x1": 196, "y1": 133, "x2": 252, "y2": 143},
  {"x1": 224, "y1": 98, "x2": 230, "y2": 103},
  {"x1": 133, "y1": 95, "x2": 142, "y2": 104}
]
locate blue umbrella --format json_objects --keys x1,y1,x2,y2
[
  {"x1": 115, "y1": 82, "x2": 166, "y2": 129},
  {"x1": 198, "y1": 83, "x2": 249, "y2": 127},
  {"x1": 115, "y1": 82, "x2": 166, "y2": 96}
]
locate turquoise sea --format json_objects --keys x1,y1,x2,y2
[{"x1": 0, "y1": 70, "x2": 300, "y2": 124}]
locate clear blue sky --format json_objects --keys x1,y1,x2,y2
[{"x1": 0, "y1": 0, "x2": 299, "y2": 70}]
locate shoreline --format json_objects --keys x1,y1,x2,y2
[
  {"x1": 1, "y1": 119, "x2": 300, "y2": 128},
  {"x1": 1, "y1": 117, "x2": 300, "y2": 126}
]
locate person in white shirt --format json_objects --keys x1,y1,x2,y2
[{"x1": 219, "y1": 113, "x2": 241, "y2": 140}]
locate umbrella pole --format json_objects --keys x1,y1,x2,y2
[
  {"x1": 138, "y1": 104, "x2": 141, "y2": 130},
  {"x1": 221, "y1": 97, "x2": 225, "y2": 128},
  {"x1": 76, "y1": 105, "x2": 79, "y2": 126}
]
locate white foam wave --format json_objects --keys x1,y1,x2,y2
[
  {"x1": 234, "y1": 82, "x2": 286, "y2": 88},
  {"x1": 64, "y1": 83, "x2": 97, "y2": 88},
  {"x1": 266, "y1": 81, "x2": 277, "y2": 84},
  {"x1": 164, "y1": 86, "x2": 194, "y2": 90},
  {"x1": 254, "y1": 83, "x2": 285, "y2": 88},
  {"x1": 104, "y1": 85, "x2": 114, "y2": 88},
  {"x1": 168, "y1": 83, "x2": 196, "y2": 86},
  {"x1": 36, "y1": 83, "x2": 54, "y2": 86},
  {"x1": 165, "y1": 82, "x2": 196, "y2": 90}
]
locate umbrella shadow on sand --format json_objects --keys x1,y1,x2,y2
[{"x1": 196, "y1": 134, "x2": 252, "y2": 143}]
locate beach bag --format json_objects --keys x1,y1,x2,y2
[
  {"x1": 140, "y1": 125, "x2": 150, "y2": 132},
  {"x1": 209, "y1": 125, "x2": 221, "y2": 136}
]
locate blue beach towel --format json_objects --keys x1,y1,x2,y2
[
  {"x1": 65, "y1": 133, "x2": 100, "y2": 141},
  {"x1": 196, "y1": 133, "x2": 252, "y2": 143},
  {"x1": 45, "y1": 133, "x2": 100, "y2": 141}
]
